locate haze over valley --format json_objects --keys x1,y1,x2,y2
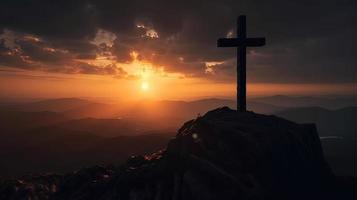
[{"x1": 1, "y1": 95, "x2": 357, "y2": 178}]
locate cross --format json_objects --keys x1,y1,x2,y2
[{"x1": 217, "y1": 15, "x2": 265, "y2": 112}]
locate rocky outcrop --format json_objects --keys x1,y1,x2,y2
[{"x1": 0, "y1": 107, "x2": 355, "y2": 200}]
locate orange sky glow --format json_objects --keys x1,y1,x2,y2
[{"x1": 2, "y1": 61, "x2": 357, "y2": 102}]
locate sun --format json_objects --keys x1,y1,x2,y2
[{"x1": 141, "y1": 81, "x2": 149, "y2": 91}]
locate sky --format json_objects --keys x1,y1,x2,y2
[{"x1": 1, "y1": 0, "x2": 357, "y2": 101}]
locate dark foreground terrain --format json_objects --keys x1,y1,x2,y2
[
  {"x1": 1, "y1": 107, "x2": 356, "y2": 200},
  {"x1": 2, "y1": 97, "x2": 357, "y2": 178}
]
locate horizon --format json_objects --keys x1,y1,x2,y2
[
  {"x1": 3, "y1": 93, "x2": 357, "y2": 105},
  {"x1": 2, "y1": 71, "x2": 357, "y2": 103}
]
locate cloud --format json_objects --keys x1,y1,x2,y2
[
  {"x1": 0, "y1": 0, "x2": 356, "y2": 83},
  {"x1": 0, "y1": 29, "x2": 128, "y2": 78}
]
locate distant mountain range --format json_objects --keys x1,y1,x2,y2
[
  {"x1": 5, "y1": 96, "x2": 356, "y2": 136},
  {"x1": 271, "y1": 105, "x2": 357, "y2": 176},
  {"x1": 1, "y1": 95, "x2": 357, "y2": 177},
  {"x1": 252, "y1": 95, "x2": 357, "y2": 109},
  {"x1": 275, "y1": 106, "x2": 357, "y2": 137},
  {"x1": 1, "y1": 97, "x2": 285, "y2": 132},
  {"x1": 4, "y1": 107, "x2": 356, "y2": 200}
]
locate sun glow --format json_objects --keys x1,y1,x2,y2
[
  {"x1": 60, "y1": 49, "x2": 191, "y2": 99},
  {"x1": 141, "y1": 81, "x2": 149, "y2": 91}
]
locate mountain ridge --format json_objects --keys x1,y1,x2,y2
[{"x1": 2, "y1": 107, "x2": 356, "y2": 200}]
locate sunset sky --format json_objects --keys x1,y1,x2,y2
[{"x1": 1, "y1": 0, "x2": 357, "y2": 101}]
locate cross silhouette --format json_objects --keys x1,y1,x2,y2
[{"x1": 218, "y1": 15, "x2": 266, "y2": 112}]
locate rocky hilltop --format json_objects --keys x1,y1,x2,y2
[{"x1": 1, "y1": 107, "x2": 356, "y2": 200}]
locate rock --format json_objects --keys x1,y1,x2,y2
[{"x1": 0, "y1": 107, "x2": 356, "y2": 199}]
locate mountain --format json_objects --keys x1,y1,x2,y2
[
  {"x1": 253, "y1": 95, "x2": 357, "y2": 109},
  {"x1": 1, "y1": 107, "x2": 356, "y2": 200},
  {"x1": 2, "y1": 96, "x2": 357, "y2": 179},
  {"x1": 4, "y1": 98, "x2": 282, "y2": 122},
  {"x1": 0, "y1": 110, "x2": 68, "y2": 133},
  {"x1": 188, "y1": 98, "x2": 283, "y2": 114},
  {"x1": 62, "y1": 102, "x2": 118, "y2": 119},
  {"x1": 0, "y1": 127, "x2": 172, "y2": 178},
  {"x1": 274, "y1": 106, "x2": 357, "y2": 176},
  {"x1": 8, "y1": 98, "x2": 93, "y2": 113},
  {"x1": 6, "y1": 98, "x2": 117, "y2": 119},
  {"x1": 247, "y1": 100, "x2": 284, "y2": 113},
  {"x1": 275, "y1": 106, "x2": 357, "y2": 137},
  {"x1": 54, "y1": 118, "x2": 142, "y2": 138},
  {"x1": 5, "y1": 95, "x2": 357, "y2": 120},
  {"x1": 0, "y1": 97, "x2": 289, "y2": 178},
  {"x1": 122, "y1": 98, "x2": 283, "y2": 129}
]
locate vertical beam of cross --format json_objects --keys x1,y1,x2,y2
[
  {"x1": 217, "y1": 15, "x2": 265, "y2": 112},
  {"x1": 238, "y1": 15, "x2": 247, "y2": 112}
]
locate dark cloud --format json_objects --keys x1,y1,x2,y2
[
  {"x1": 0, "y1": 0, "x2": 356, "y2": 83},
  {"x1": 15, "y1": 38, "x2": 70, "y2": 63},
  {"x1": 0, "y1": 37, "x2": 34, "y2": 69},
  {"x1": 0, "y1": 0, "x2": 98, "y2": 39}
]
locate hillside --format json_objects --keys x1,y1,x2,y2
[
  {"x1": 0, "y1": 128, "x2": 172, "y2": 178},
  {"x1": 2, "y1": 97, "x2": 357, "y2": 178},
  {"x1": 1, "y1": 107, "x2": 356, "y2": 200}
]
